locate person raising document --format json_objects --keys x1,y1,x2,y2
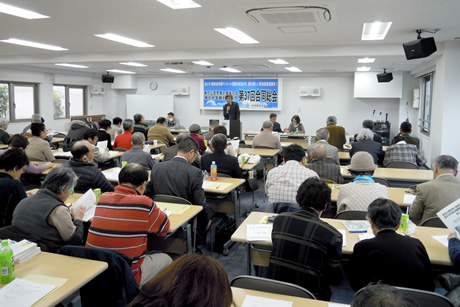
[{"x1": 223, "y1": 94, "x2": 240, "y2": 120}]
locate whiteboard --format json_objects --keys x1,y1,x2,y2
[{"x1": 126, "y1": 95, "x2": 174, "y2": 121}]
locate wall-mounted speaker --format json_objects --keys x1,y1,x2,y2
[
  {"x1": 101, "y1": 73, "x2": 114, "y2": 83},
  {"x1": 403, "y1": 37, "x2": 437, "y2": 60},
  {"x1": 377, "y1": 72, "x2": 393, "y2": 83}
]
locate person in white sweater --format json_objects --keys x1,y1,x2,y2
[{"x1": 337, "y1": 151, "x2": 388, "y2": 213}]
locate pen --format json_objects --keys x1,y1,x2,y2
[{"x1": 216, "y1": 185, "x2": 220, "y2": 189}]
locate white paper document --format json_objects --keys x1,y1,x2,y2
[
  {"x1": 71, "y1": 189, "x2": 97, "y2": 221},
  {"x1": 96, "y1": 140, "x2": 108, "y2": 152},
  {"x1": 242, "y1": 295, "x2": 293, "y2": 307},
  {"x1": 403, "y1": 194, "x2": 416, "y2": 204},
  {"x1": 328, "y1": 304, "x2": 351, "y2": 307},
  {"x1": 246, "y1": 224, "x2": 271, "y2": 241},
  {"x1": 0, "y1": 278, "x2": 56, "y2": 307},
  {"x1": 230, "y1": 140, "x2": 239, "y2": 150},
  {"x1": 143, "y1": 145, "x2": 151, "y2": 153},
  {"x1": 437, "y1": 198, "x2": 460, "y2": 233},
  {"x1": 358, "y1": 233, "x2": 375, "y2": 241},
  {"x1": 433, "y1": 235, "x2": 449, "y2": 248},
  {"x1": 338, "y1": 229, "x2": 347, "y2": 247},
  {"x1": 53, "y1": 151, "x2": 72, "y2": 158},
  {"x1": 104, "y1": 171, "x2": 120, "y2": 182}
]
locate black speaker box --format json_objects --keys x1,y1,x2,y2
[
  {"x1": 377, "y1": 72, "x2": 393, "y2": 83},
  {"x1": 403, "y1": 37, "x2": 437, "y2": 60},
  {"x1": 101, "y1": 74, "x2": 114, "y2": 83}
]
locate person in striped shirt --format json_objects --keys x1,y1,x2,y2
[{"x1": 86, "y1": 163, "x2": 172, "y2": 286}]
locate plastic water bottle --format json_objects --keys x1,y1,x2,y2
[
  {"x1": 295, "y1": 128, "x2": 299, "y2": 134},
  {"x1": 210, "y1": 161, "x2": 217, "y2": 181},
  {"x1": 0, "y1": 240, "x2": 14, "y2": 284}
]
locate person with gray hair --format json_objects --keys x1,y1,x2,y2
[
  {"x1": 252, "y1": 120, "x2": 282, "y2": 150},
  {"x1": 12, "y1": 166, "x2": 86, "y2": 252},
  {"x1": 410, "y1": 155, "x2": 460, "y2": 225},
  {"x1": 113, "y1": 119, "x2": 134, "y2": 150},
  {"x1": 353, "y1": 119, "x2": 382, "y2": 143},
  {"x1": 121, "y1": 132, "x2": 156, "y2": 169},
  {"x1": 306, "y1": 144, "x2": 344, "y2": 184},
  {"x1": 0, "y1": 117, "x2": 10, "y2": 144},
  {"x1": 351, "y1": 283, "x2": 420, "y2": 307},
  {"x1": 350, "y1": 128, "x2": 384, "y2": 165},
  {"x1": 306, "y1": 128, "x2": 339, "y2": 164},
  {"x1": 323, "y1": 115, "x2": 346, "y2": 151},
  {"x1": 201, "y1": 133, "x2": 241, "y2": 178},
  {"x1": 350, "y1": 198, "x2": 434, "y2": 292},
  {"x1": 133, "y1": 113, "x2": 148, "y2": 137}
]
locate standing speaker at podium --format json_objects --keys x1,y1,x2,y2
[{"x1": 223, "y1": 94, "x2": 240, "y2": 120}]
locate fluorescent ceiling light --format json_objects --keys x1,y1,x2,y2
[
  {"x1": 107, "y1": 69, "x2": 136, "y2": 74},
  {"x1": 358, "y1": 57, "x2": 375, "y2": 63},
  {"x1": 94, "y1": 33, "x2": 154, "y2": 48},
  {"x1": 214, "y1": 27, "x2": 259, "y2": 44},
  {"x1": 0, "y1": 38, "x2": 68, "y2": 51},
  {"x1": 268, "y1": 59, "x2": 289, "y2": 65},
  {"x1": 219, "y1": 67, "x2": 241, "y2": 73},
  {"x1": 156, "y1": 0, "x2": 201, "y2": 9},
  {"x1": 0, "y1": 3, "x2": 49, "y2": 19},
  {"x1": 357, "y1": 66, "x2": 371, "y2": 72},
  {"x1": 55, "y1": 63, "x2": 88, "y2": 69},
  {"x1": 362, "y1": 22, "x2": 392, "y2": 40},
  {"x1": 161, "y1": 68, "x2": 186, "y2": 73},
  {"x1": 120, "y1": 62, "x2": 148, "y2": 67},
  {"x1": 285, "y1": 66, "x2": 302, "y2": 72},
  {"x1": 192, "y1": 60, "x2": 214, "y2": 66}
]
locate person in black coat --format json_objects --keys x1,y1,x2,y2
[
  {"x1": 260, "y1": 113, "x2": 282, "y2": 133},
  {"x1": 201, "y1": 133, "x2": 241, "y2": 178},
  {"x1": 97, "y1": 119, "x2": 113, "y2": 150},
  {"x1": 223, "y1": 94, "x2": 240, "y2": 120},
  {"x1": 350, "y1": 128, "x2": 384, "y2": 165}
]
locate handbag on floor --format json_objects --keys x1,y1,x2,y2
[{"x1": 214, "y1": 216, "x2": 236, "y2": 254}]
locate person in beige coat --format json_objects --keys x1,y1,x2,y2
[
  {"x1": 25, "y1": 123, "x2": 55, "y2": 162},
  {"x1": 252, "y1": 121, "x2": 282, "y2": 150},
  {"x1": 147, "y1": 117, "x2": 174, "y2": 146}
]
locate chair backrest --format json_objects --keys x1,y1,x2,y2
[
  {"x1": 334, "y1": 210, "x2": 368, "y2": 220},
  {"x1": 395, "y1": 286, "x2": 454, "y2": 307},
  {"x1": 373, "y1": 177, "x2": 391, "y2": 187},
  {"x1": 421, "y1": 216, "x2": 447, "y2": 228},
  {"x1": 230, "y1": 275, "x2": 316, "y2": 300},
  {"x1": 273, "y1": 202, "x2": 300, "y2": 213},
  {"x1": 386, "y1": 161, "x2": 418, "y2": 169},
  {"x1": 179, "y1": 125, "x2": 186, "y2": 130},
  {"x1": 255, "y1": 145, "x2": 276, "y2": 149},
  {"x1": 217, "y1": 172, "x2": 232, "y2": 178},
  {"x1": 113, "y1": 147, "x2": 127, "y2": 152},
  {"x1": 152, "y1": 194, "x2": 192, "y2": 205}
]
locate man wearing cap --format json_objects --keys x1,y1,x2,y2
[
  {"x1": 337, "y1": 151, "x2": 388, "y2": 212},
  {"x1": 189, "y1": 124, "x2": 207, "y2": 155},
  {"x1": 147, "y1": 117, "x2": 175, "y2": 146}
]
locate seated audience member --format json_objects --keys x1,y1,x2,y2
[
  {"x1": 203, "y1": 123, "x2": 216, "y2": 142},
  {"x1": 353, "y1": 119, "x2": 382, "y2": 143},
  {"x1": 164, "y1": 133, "x2": 201, "y2": 168},
  {"x1": 409, "y1": 155, "x2": 460, "y2": 225},
  {"x1": 133, "y1": 113, "x2": 148, "y2": 137},
  {"x1": 12, "y1": 167, "x2": 85, "y2": 252},
  {"x1": 0, "y1": 118, "x2": 10, "y2": 144},
  {"x1": 438, "y1": 232, "x2": 460, "y2": 304},
  {"x1": 201, "y1": 133, "x2": 241, "y2": 178},
  {"x1": 284, "y1": 114, "x2": 305, "y2": 134},
  {"x1": 337, "y1": 152, "x2": 388, "y2": 212},
  {"x1": 261, "y1": 113, "x2": 282, "y2": 133},
  {"x1": 86, "y1": 163, "x2": 171, "y2": 286},
  {"x1": 306, "y1": 128, "x2": 340, "y2": 164},
  {"x1": 351, "y1": 283, "x2": 420, "y2": 307},
  {"x1": 145, "y1": 137, "x2": 212, "y2": 245},
  {"x1": 83, "y1": 129, "x2": 110, "y2": 164},
  {"x1": 109, "y1": 117, "x2": 123, "y2": 140},
  {"x1": 0, "y1": 134, "x2": 53, "y2": 174},
  {"x1": 213, "y1": 125, "x2": 238, "y2": 157},
  {"x1": 114, "y1": 119, "x2": 134, "y2": 150},
  {"x1": 350, "y1": 128, "x2": 384, "y2": 165},
  {"x1": 266, "y1": 144, "x2": 318, "y2": 204},
  {"x1": 383, "y1": 135, "x2": 426, "y2": 168},
  {"x1": 189, "y1": 124, "x2": 207, "y2": 155},
  {"x1": 25, "y1": 123, "x2": 55, "y2": 162},
  {"x1": 22, "y1": 114, "x2": 53, "y2": 142},
  {"x1": 66, "y1": 119, "x2": 90, "y2": 141},
  {"x1": 0, "y1": 148, "x2": 28, "y2": 227},
  {"x1": 324, "y1": 115, "x2": 346, "y2": 151},
  {"x1": 350, "y1": 198, "x2": 434, "y2": 291},
  {"x1": 306, "y1": 144, "x2": 344, "y2": 184},
  {"x1": 252, "y1": 121, "x2": 282, "y2": 150},
  {"x1": 268, "y1": 178, "x2": 343, "y2": 300},
  {"x1": 147, "y1": 117, "x2": 174, "y2": 146},
  {"x1": 98, "y1": 119, "x2": 113, "y2": 150},
  {"x1": 391, "y1": 121, "x2": 420, "y2": 149},
  {"x1": 166, "y1": 112, "x2": 179, "y2": 129},
  {"x1": 122, "y1": 132, "x2": 156, "y2": 169},
  {"x1": 64, "y1": 141, "x2": 114, "y2": 193},
  {"x1": 129, "y1": 254, "x2": 233, "y2": 307}
]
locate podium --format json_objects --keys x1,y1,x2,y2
[{"x1": 222, "y1": 120, "x2": 242, "y2": 139}]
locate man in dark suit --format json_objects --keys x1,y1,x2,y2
[
  {"x1": 391, "y1": 121, "x2": 420, "y2": 149},
  {"x1": 145, "y1": 137, "x2": 212, "y2": 244},
  {"x1": 350, "y1": 128, "x2": 384, "y2": 165},
  {"x1": 353, "y1": 119, "x2": 382, "y2": 143},
  {"x1": 201, "y1": 133, "x2": 241, "y2": 178},
  {"x1": 223, "y1": 94, "x2": 240, "y2": 120},
  {"x1": 306, "y1": 144, "x2": 343, "y2": 183},
  {"x1": 350, "y1": 198, "x2": 434, "y2": 292},
  {"x1": 97, "y1": 119, "x2": 112, "y2": 150}
]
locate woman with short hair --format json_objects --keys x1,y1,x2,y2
[{"x1": 284, "y1": 115, "x2": 305, "y2": 134}]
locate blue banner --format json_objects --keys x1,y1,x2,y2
[{"x1": 201, "y1": 78, "x2": 281, "y2": 111}]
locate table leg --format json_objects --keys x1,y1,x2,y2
[{"x1": 247, "y1": 243, "x2": 252, "y2": 275}]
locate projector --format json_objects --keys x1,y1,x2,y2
[
  {"x1": 102, "y1": 73, "x2": 114, "y2": 83},
  {"x1": 377, "y1": 72, "x2": 393, "y2": 83}
]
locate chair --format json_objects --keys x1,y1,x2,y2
[
  {"x1": 217, "y1": 172, "x2": 232, "y2": 178},
  {"x1": 230, "y1": 275, "x2": 317, "y2": 300},
  {"x1": 200, "y1": 126, "x2": 209, "y2": 131},
  {"x1": 113, "y1": 148, "x2": 127, "y2": 152},
  {"x1": 273, "y1": 202, "x2": 299, "y2": 213},
  {"x1": 386, "y1": 161, "x2": 418, "y2": 169},
  {"x1": 152, "y1": 194, "x2": 192, "y2": 205},
  {"x1": 421, "y1": 216, "x2": 447, "y2": 228},
  {"x1": 394, "y1": 286, "x2": 454, "y2": 307},
  {"x1": 373, "y1": 177, "x2": 391, "y2": 187},
  {"x1": 53, "y1": 158, "x2": 69, "y2": 163},
  {"x1": 334, "y1": 210, "x2": 367, "y2": 220},
  {"x1": 179, "y1": 125, "x2": 186, "y2": 130}
]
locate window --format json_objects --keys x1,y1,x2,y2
[
  {"x1": 0, "y1": 82, "x2": 38, "y2": 122},
  {"x1": 53, "y1": 85, "x2": 87, "y2": 119},
  {"x1": 419, "y1": 73, "x2": 433, "y2": 135}
]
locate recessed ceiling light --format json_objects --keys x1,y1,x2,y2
[
  {"x1": 357, "y1": 66, "x2": 371, "y2": 72},
  {"x1": 362, "y1": 22, "x2": 392, "y2": 40},
  {"x1": 285, "y1": 66, "x2": 302, "y2": 72},
  {"x1": 0, "y1": 3, "x2": 49, "y2": 19},
  {"x1": 120, "y1": 62, "x2": 148, "y2": 67},
  {"x1": 219, "y1": 67, "x2": 241, "y2": 73},
  {"x1": 55, "y1": 63, "x2": 88, "y2": 68},
  {"x1": 214, "y1": 27, "x2": 259, "y2": 44},
  {"x1": 156, "y1": 0, "x2": 201, "y2": 9},
  {"x1": 161, "y1": 68, "x2": 187, "y2": 73},
  {"x1": 94, "y1": 33, "x2": 154, "y2": 48},
  {"x1": 107, "y1": 69, "x2": 136, "y2": 74},
  {"x1": 0, "y1": 38, "x2": 68, "y2": 51},
  {"x1": 268, "y1": 59, "x2": 289, "y2": 65},
  {"x1": 192, "y1": 60, "x2": 214, "y2": 66},
  {"x1": 358, "y1": 57, "x2": 375, "y2": 63}
]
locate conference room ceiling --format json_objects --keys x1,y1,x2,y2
[{"x1": 0, "y1": 0, "x2": 459, "y2": 77}]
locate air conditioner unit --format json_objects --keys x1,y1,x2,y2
[
  {"x1": 171, "y1": 87, "x2": 189, "y2": 96},
  {"x1": 90, "y1": 86, "x2": 105, "y2": 95},
  {"x1": 300, "y1": 87, "x2": 321, "y2": 97}
]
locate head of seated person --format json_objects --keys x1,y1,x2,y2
[
  {"x1": 129, "y1": 254, "x2": 233, "y2": 307},
  {"x1": 177, "y1": 136, "x2": 199, "y2": 164},
  {"x1": 113, "y1": 117, "x2": 122, "y2": 128},
  {"x1": 434, "y1": 155, "x2": 458, "y2": 178},
  {"x1": 296, "y1": 177, "x2": 331, "y2": 215},
  {"x1": 189, "y1": 123, "x2": 201, "y2": 135},
  {"x1": 83, "y1": 129, "x2": 99, "y2": 145},
  {"x1": 213, "y1": 125, "x2": 228, "y2": 137},
  {"x1": 356, "y1": 128, "x2": 374, "y2": 142},
  {"x1": 43, "y1": 166, "x2": 78, "y2": 202},
  {"x1": 119, "y1": 163, "x2": 149, "y2": 194},
  {"x1": 262, "y1": 120, "x2": 273, "y2": 131},
  {"x1": 351, "y1": 283, "x2": 420, "y2": 307},
  {"x1": 175, "y1": 132, "x2": 188, "y2": 145},
  {"x1": 0, "y1": 148, "x2": 29, "y2": 179},
  {"x1": 71, "y1": 140, "x2": 94, "y2": 163},
  {"x1": 400, "y1": 121, "x2": 412, "y2": 134},
  {"x1": 8, "y1": 134, "x2": 29, "y2": 151},
  {"x1": 311, "y1": 144, "x2": 328, "y2": 161},
  {"x1": 367, "y1": 198, "x2": 402, "y2": 236},
  {"x1": 131, "y1": 132, "x2": 145, "y2": 148},
  {"x1": 99, "y1": 119, "x2": 111, "y2": 131},
  {"x1": 209, "y1": 133, "x2": 227, "y2": 153},
  {"x1": 316, "y1": 127, "x2": 330, "y2": 141},
  {"x1": 30, "y1": 113, "x2": 43, "y2": 124},
  {"x1": 31, "y1": 123, "x2": 46, "y2": 139},
  {"x1": 134, "y1": 113, "x2": 144, "y2": 124},
  {"x1": 348, "y1": 151, "x2": 376, "y2": 177},
  {"x1": 362, "y1": 119, "x2": 374, "y2": 131},
  {"x1": 123, "y1": 119, "x2": 134, "y2": 133},
  {"x1": 283, "y1": 144, "x2": 305, "y2": 165},
  {"x1": 157, "y1": 117, "x2": 166, "y2": 126}
]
